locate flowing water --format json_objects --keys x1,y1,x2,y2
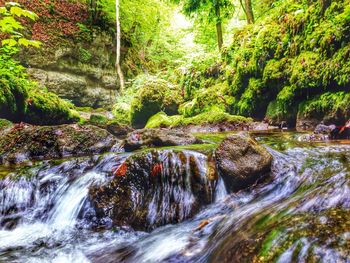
[{"x1": 0, "y1": 132, "x2": 349, "y2": 262}]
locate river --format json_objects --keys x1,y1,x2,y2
[{"x1": 0, "y1": 132, "x2": 349, "y2": 262}]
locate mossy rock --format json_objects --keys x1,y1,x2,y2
[
  {"x1": 89, "y1": 114, "x2": 109, "y2": 127},
  {"x1": 0, "y1": 77, "x2": 28, "y2": 121},
  {"x1": 112, "y1": 102, "x2": 131, "y2": 126},
  {"x1": 130, "y1": 79, "x2": 183, "y2": 128},
  {"x1": 179, "y1": 82, "x2": 233, "y2": 117},
  {"x1": 146, "y1": 108, "x2": 252, "y2": 129},
  {"x1": 265, "y1": 100, "x2": 297, "y2": 126},
  {"x1": 24, "y1": 87, "x2": 80, "y2": 125},
  {"x1": 298, "y1": 91, "x2": 350, "y2": 125}
]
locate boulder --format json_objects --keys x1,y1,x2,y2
[
  {"x1": 0, "y1": 124, "x2": 118, "y2": 164},
  {"x1": 106, "y1": 122, "x2": 134, "y2": 137},
  {"x1": 130, "y1": 79, "x2": 183, "y2": 128},
  {"x1": 89, "y1": 149, "x2": 217, "y2": 231},
  {"x1": 123, "y1": 128, "x2": 202, "y2": 151},
  {"x1": 314, "y1": 123, "x2": 336, "y2": 134},
  {"x1": 215, "y1": 133, "x2": 273, "y2": 192}
]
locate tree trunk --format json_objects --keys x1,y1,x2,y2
[
  {"x1": 215, "y1": 5, "x2": 223, "y2": 50},
  {"x1": 244, "y1": 0, "x2": 254, "y2": 24},
  {"x1": 115, "y1": 0, "x2": 125, "y2": 92}
]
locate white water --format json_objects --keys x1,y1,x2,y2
[{"x1": 1, "y1": 141, "x2": 350, "y2": 262}]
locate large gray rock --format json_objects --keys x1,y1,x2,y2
[
  {"x1": 123, "y1": 128, "x2": 202, "y2": 151},
  {"x1": 0, "y1": 124, "x2": 118, "y2": 165},
  {"x1": 215, "y1": 133, "x2": 273, "y2": 192},
  {"x1": 20, "y1": 32, "x2": 119, "y2": 109}
]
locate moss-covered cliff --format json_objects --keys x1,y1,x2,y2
[{"x1": 178, "y1": 0, "x2": 350, "y2": 128}]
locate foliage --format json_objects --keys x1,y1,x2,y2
[
  {"x1": 96, "y1": 0, "x2": 188, "y2": 74},
  {"x1": 179, "y1": 0, "x2": 350, "y2": 125},
  {"x1": 0, "y1": 2, "x2": 80, "y2": 125},
  {"x1": 0, "y1": 2, "x2": 41, "y2": 48},
  {"x1": 298, "y1": 91, "x2": 350, "y2": 124}
]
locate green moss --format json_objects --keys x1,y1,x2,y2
[
  {"x1": 130, "y1": 79, "x2": 182, "y2": 128},
  {"x1": 89, "y1": 114, "x2": 109, "y2": 126},
  {"x1": 179, "y1": 82, "x2": 233, "y2": 117},
  {"x1": 112, "y1": 102, "x2": 131, "y2": 126},
  {"x1": 298, "y1": 91, "x2": 350, "y2": 124},
  {"x1": 236, "y1": 78, "x2": 267, "y2": 117},
  {"x1": 24, "y1": 87, "x2": 80, "y2": 125},
  {"x1": 0, "y1": 77, "x2": 28, "y2": 121},
  {"x1": 265, "y1": 99, "x2": 297, "y2": 125},
  {"x1": 0, "y1": 118, "x2": 13, "y2": 130},
  {"x1": 146, "y1": 108, "x2": 252, "y2": 128}
]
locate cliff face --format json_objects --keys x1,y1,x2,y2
[
  {"x1": 21, "y1": 32, "x2": 119, "y2": 109},
  {"x1": 1, "y1": 0, "x2": 120, "y2": 109}
]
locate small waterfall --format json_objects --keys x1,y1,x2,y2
[
  {"x1": 47, "y1": 171, "x2": 106, "y2": 229},
  {"x1": 89, "y1": 149, "x2": 224, "y2": 231},
  {"x1": 2, "y1": 133, "x2": 348, "y2": 263}
]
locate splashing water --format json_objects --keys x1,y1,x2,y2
[{"x1": 0, "y1": 133, "x2": 349, "y2": 262}]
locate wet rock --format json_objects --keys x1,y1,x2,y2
[
  {"x1": 123, "y1": 128, "x2": 202, "y2": 151},
  {"x1": 296, "y1": 117, "x2": 320, "y2": 131},
  {"x1": 298, "y1": 133, "x2": 329, "y2": 142},
  {"x1": 215, "y1": 133, "x2": 273, "y2": 192},
  {"x1": 330, "y1": 126, "x2": 350, "y2": 139},
  {"x1": 89, "y1": 150, "x2": 217, "y2": 231},
  {"x1": 106, "y1": 123, "x2": 134, "y2": 137},
  {"x1": 0, "y1": 124, "x2": 117, "y2": 165},
  {"x1": 314, "y1": 123, "x2": 336, "y2": 134}
]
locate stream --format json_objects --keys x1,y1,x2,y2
[{"x1": 0, "y1": 132, "x2": 349, "y2": 262}]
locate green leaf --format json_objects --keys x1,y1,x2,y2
[
  {"x1": 18, "y1": 38, "x2": 41, "y2": 48},
  {"x1": 10, "y1": 6, "x2": 38, "y2": 20},
  {"x1": 2, "y1": 39, "x2": 18, "y2": 47},
  {"x1": 0, "y1": 7, "x2": 7, "y2": 14}
]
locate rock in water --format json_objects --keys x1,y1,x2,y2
[
  {"x1": 0, "y1": 124, "x2": 117, "y2": 164},
  {"x1": 314, "y1": 123, "x2": 336, "y2": 134},
  {"x1": 215, "y1": 133, "x2": 272, "y2": 192},
  {"x1": 89, "y1": 150, "x2": 217, "y2": 231},
  {"x1": 123, "y1": 128, "x2": 202, "y2": 151}
]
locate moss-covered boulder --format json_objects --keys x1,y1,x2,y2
[
  {"x1": 130, "y1": 79, "x2": 183, "y2": 128},
  {"x1": 24, "y1": 87, "x2": 80, "y2": 125},
  {"x1": 89, "y1": 149, "x2": 217, "y2": 231},
  {"x1": 215, "y1": 133, "x2": 273, "y2": 192},
  {"x1": 265, "y1": 100, "x2": 297, "y2": 127},
  {"x1": 179, "y1": 82, "x2": 233, "y2": 117},
  {"x1": 0, "y1": 77, "x2": 80, "y2": 126},
  {"x1": 0, "y1": 77, "x2": 28, "y2": 121},
  {"x1": 146, "y1": 108, "x2": 252, "y2": 133},
  {"x1": 123, "y1": 128, "x2": 202, "y2": 151},
  {"x1": 0, "y1": 124, "x2": 117, "y2": 165},
  {"x1": 297, "y1": 92, "x2": 350, "y2": 131}
]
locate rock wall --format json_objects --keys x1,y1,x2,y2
[{"x1": 20, "y1": 32, "x2": 119, "y2": 109}]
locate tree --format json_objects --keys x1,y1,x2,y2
[
  {"x1": 181, "y1": 0, "x2": 233, "y2": 51},
  {"x1": 239, "y1": 0, "x2": 254, "y2": 24},
  {"x1": 115, "y1": 0, "x2": 125, "y2": 92}
]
